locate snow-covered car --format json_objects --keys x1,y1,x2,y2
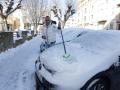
[{"x1": 35, "y1": 28, "x2": 120, "y2": 90}]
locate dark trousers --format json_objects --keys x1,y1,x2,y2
[{"x1": 40, "y1": 41, "x2": 56, "y2": 52}]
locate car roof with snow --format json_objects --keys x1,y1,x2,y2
[{"x1": 40, "y1": 28, "x2": 120, "y2": 89}]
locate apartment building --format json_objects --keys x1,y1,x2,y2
[
  {"x1": 77, "y1": 0, "x2": 120, "y2": 30},
  {"x1": 0, "y1": 0, "x2": 21, "y2": 32},
  {"x1": 65, "y1": 14, "x2": 79, "y2": 28},
  {"x1": 0, "y1": 13, "x2": 21, "y2": 32}
]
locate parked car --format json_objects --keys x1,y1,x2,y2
[{"x1": 35, "y1": 28, "x2": 120, "y2": 90}]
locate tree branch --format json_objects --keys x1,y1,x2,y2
[
  {"x1": 7, "y1": 0, "x2": 22, "y2": 16},
  {"x1": 51, "y1": 0, "x2": 75, "y2": 28}
]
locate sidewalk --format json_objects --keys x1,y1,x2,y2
[{"x1": 0, "y1": 35, "x2": 42, "y2": 90}]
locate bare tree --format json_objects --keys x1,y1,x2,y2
[
  {"x1": 51, "y1": 0, "x2": 75, "y2": 29},
  {"x1": 0, "y1": 0, "x2": 23, "y2": 31},
  {"x1": 23, "y1": 0, "x2": 47, "y2": 34}
]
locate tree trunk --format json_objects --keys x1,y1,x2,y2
[
  {"x1": 33, "y1": 23, "x2": 38, "y2": 35},
  {"x1": 35, "y1": 23, "x2": 38, "y2": 34},
  {"x1": 5, "y1": 18, "x2": 8, "y2": 31},
  {"x1": 58, "y1": 20, "x2": 66, "y2": 29},
  {"x1": 62, "y1": 22, "x2": 65, "y2": 29},
  {"x1": 3, "y1": 17, "x2": 8, "y2": 32},
  {"x1": 61, "y1": 21, "x2": 66, "y2": 29}
]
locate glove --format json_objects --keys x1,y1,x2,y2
[{"x1": 42, "y1": 36, "x2": 46, "y2": 39}]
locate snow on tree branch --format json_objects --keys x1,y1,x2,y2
[
  {"x1": 51, "y1": 0, "x2": 75, "y2": 28},
  {"x1": 23, "y1": 0, "x2": 47, "y2": 33},
  {"x1": 0, "y1": 0, "x2": 23, "y2": 18},
  {"x1": 7, "y1": 0, "x2": 22, "y2": 16},
  {"x1": 0, "y1": 0, "x2": 23, "y2": 31}
]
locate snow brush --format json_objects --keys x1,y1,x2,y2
[
  {"x1": 58, "y1": 22, "x2": 68, "y2": 54},
  {"x1": 58, "y1": 22, "x2": 75, "y2": 63},
  {"x1": 63, "y1": 53, "x2": 77, "y2": 63},
  {"x1": 59, "y1": 23, "x2": 67, "y2": 54}
]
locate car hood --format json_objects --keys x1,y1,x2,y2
[{"x1": 40, "y1": 30, "x2": 120, "y2": 89}]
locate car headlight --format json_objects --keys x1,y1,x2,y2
[
  {"x1": 39, "y1": 62, "x2": 42, "y2": 70},
  {"x1": 43, "y1": 64, "x2": 56, "y2": 75},
  {"x1": 35, "y1": 56, "x2": 42, "y2": 70}
]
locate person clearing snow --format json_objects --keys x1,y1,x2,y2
[{"x1": 40, "y1": 16, "x2": 60, "y2": 52}]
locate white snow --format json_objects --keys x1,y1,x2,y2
[
  {"x1": 1, "y1": 28, "x2": 120, "y2": 90},
  {"x1": 0, "y1": 36, "x2": 42, "y2": 90},
  {"x1": 39, "y1": 28, "x2": 120, "y2": 90}
]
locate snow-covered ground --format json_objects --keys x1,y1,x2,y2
[
  {"x1": 0, "y1": 36, "x2": 42, "y2": 90},
  {"x1": 1, "y1": 27, "x2": 120, "y2": 90}
]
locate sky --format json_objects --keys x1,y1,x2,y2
[{"x1": 48, "y1": 0, "x2": 76, "y2": 9}]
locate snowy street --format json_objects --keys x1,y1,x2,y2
[
  {"x1": 1, "y1": 0, "x2": 120, "y2": 90},
  {"x1": 0, "y1": 36, "x2": 42, "y2": 90}
]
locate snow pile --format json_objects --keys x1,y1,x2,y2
[
  {"x1": 40, "y1": 29, "x2": 120, "y2": 89},
  {"x1": 0, "y1": 36, "x2": 42, "y2": 90},
  {"x1": 56, "y1": 28, "x2": 93, "y2": 44},
  {"x1": 1, "y1": 27, "x2": 120, "y2": 90}
]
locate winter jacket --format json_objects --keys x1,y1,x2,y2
[{"x1": 41, "y1": 22, "x2": 60, "y2": 44}]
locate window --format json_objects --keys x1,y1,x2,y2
[
  {"x1": 91, "y1": 15, "x2": 93, "y2": 19},
  {"x1": 84, "y1": 16, "x2": 86, "y2": 21},
  {"x1": 118, "y1": 24, "x2": 120, "y2": 30},
  {"x1": 110, "y1": 23, "x2": 113, "y2": 29}
]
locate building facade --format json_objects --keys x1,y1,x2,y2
[
  {"x1": 0, "y1": 13, "x2": 20, "y2": 32},
  {"x1": 0, "y1": 0, "x2": 21, "y2": 32},
  {"x1": 65, "y1": 14, "x2": 79, "y2": 28},
  {"x1": 77, "y1": 0, "x2": 120, "y2": 30}
]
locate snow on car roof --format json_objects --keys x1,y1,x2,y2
[{"x1": 40, "y1": 28, "x2": 120, "y2": 89}]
